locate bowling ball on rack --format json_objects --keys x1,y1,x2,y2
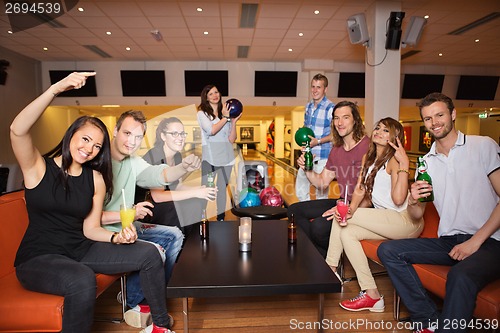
[
  {"x1": 294, "y1": 127, "x2": 315, "y2": 146},
  {"x1": 226, "y1": 98, "x2": 243, "y2": 118},
  {"x1": 239, "y1": 187, "x2": 261, "y2": 208},
  {"x1": 259, "y1": 186, "x2": 284, "y2": 207}
]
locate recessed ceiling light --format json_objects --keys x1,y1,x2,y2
[
  {"x1": 438, "y1": 53, "x2": 443, "y2": 57},
  {"x1": 475, "y1": 39, "x2": 480, "y2": 43},
  {"x1": 424, "y1": 15, "x2": 429, "y2": 19},
  {"x1": 298, "y1": 32, "x2": 304, "y2": 37},
  {"x1": 43, "y1": 47, "x2": 48, "y2": 51},
  {"x1": 197, "y1": 7, "x2": 203, "y2": 12},
  {"x1": 314, "y1": 10, "x2": 320, "y2": 15},
  {"x1": 204, "y1": 31, "x2": 209, "y2": 35},
  {"x1": 288, "y1": 48, "x2": 293, "y2": 52},
  {"x1": 78, "y1": 7, "x2": 84, "y2": 12},
  {"x1": 126, "y1": 47, "x2": 131, "y2": 51},
  {"x1": 7, "y1": 30, "x2": 13, "y2": 34},
  {"x1": 106, "y1": 31, "x2": 111, "y2": 35}
]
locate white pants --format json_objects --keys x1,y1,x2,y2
[
  {"x1": 325, "y1": 208, "x2": 424, "y2": 290},
  {"x1": 295, "y1": 159, "x2": 328, "y2": 202}
]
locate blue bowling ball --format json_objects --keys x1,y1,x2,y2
[
  {"x1": 226, "y1": 98, "x2": 243, "y2": 118},
  {"x1": 239, "y1": 187, "x2": 261, "y2": 208}
]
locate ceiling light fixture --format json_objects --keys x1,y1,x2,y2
[
  {"x1": 150, "y1": 29, "x2": 163, "y2": 42},
  {"x1": 288, "y1": 48, "x2": 293, "y2": 52},
  {"x1": 83, "y1": 45, "x2": 112, "y2": 58},
  {"x1": 78, "y1": 7, "x2": 84, "y2": 12},
  {"x1": 43, "y1": 47, "x2": 48, "y2": 51},
  {"x1": 197, "y1": 7, "x2": 203, "y2": 12},
  {"x1": 314, "y1": 10, "x2": 320, "y2": 15},
  {"x1": 106, "y1": 31, "x2": 111, "y2": 35},
  {"x1": 125, "y1": 47, "x2": 131, "y2": 51},
  {"x1": 475, "y1": 39, "x2": 480, "y2": 42},
  {"x1": 204, "y1": 31, "x2": 209, "y2": 35},
  {"x1": 298, "y1": 32, "x2": 304, "y2": 37}
]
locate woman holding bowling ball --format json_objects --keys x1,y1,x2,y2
[{"x1": 197, "y1": 85, "x2": 242, "y2": 221}]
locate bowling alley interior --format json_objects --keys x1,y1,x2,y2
[{"x1": 0, "y1": 1, "x2": 499, "y2": 332}]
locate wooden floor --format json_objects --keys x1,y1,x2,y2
[{"x1": 90, "y1": 149, "x2": 444, "y2": 333}]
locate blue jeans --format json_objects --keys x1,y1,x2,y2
[
  {"x1": 377, "y1": 235, "x2": 500, "y2": 332},
  {"x1": 126, "y1": 222, "x2": 184, "y2": 308},
  {"x1": 16, "y1": 241, "x2": 169, "y2": 333}
]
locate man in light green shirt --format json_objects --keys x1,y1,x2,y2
[{"x1": 101, "y1": 110, "x2": 200, "y2": 329}]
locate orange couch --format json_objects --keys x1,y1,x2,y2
[
  {"x1": 360, "y1": 202, "x2": 500, "y2": 321},
  {"x1": 0, "y1": 191, "x2": 124, "y2": 332}
]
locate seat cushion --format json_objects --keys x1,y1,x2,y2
[
  {"x1": 414, "y1": 264, "x2": 500, "y2": 321},
  {"x1": 0, "y1": 273, "x2": 63, "y2": 332}
]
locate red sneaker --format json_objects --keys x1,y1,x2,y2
[
  {"x1": 339, "y1": 291, "x2": 385, "y2": 312},
  {"x1": 124, "y1": 304, "x2": 152, "y2": 328},
  {"x1": 140, "y1": 323, "x2": 175, "y2": 333}
]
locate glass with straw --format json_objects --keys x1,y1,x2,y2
[
  {"x1": 337, "y1": 184, "x2": 349, "y2": 227},
  {"x1": 120, "y1": 189, "x2": 135, "y2": 229}
]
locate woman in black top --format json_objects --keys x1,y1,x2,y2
[
  {"x1": 11, "y1": 72, "x2": 173, "y2": 333},
  {"x1": 140, "y1": 117, "x2": 216, "y2": 235}
]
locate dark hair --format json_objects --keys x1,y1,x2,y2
[
  {"x1": 44, "y1": 116, "x2": 114, "y2": 203},
  {"x1": 154, "y1": 117, "x2": 182, "y2": 148},
  {"x1": 331, "y1": 101, "x2": 366, "y2": 147},
  {"x1": 197, "y1": 85, "x2": 222, "y2": 120},
  {"x1": 312, "y1": 73, "x2": 328, "y2": 87},
  {"x1": 418, "y1": 93, "x2": 455, "y2": 119},
  {"x1": 116, "y1": 110, "x2": 147, "y2": 134},
  {"x1": 360, "y1": 117, "x2": 404, "y2": 201}
]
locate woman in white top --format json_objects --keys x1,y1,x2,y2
[
  {"x1": 323, "y1": 117, "x2": 424, "y2": 313},
  {"x1": 197, "y1": 85, "x2": 241, "y2": 221}
]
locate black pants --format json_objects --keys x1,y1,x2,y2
[{"x1": 287, "y1": 199, "x2": 338, "y2": 258}]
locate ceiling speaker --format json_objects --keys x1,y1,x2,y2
[
  {"x1": 347, "y1": 13, "x2": 369, "y2": 45},
  {"x1": 402, "y1": 16, "x2": 427, "y2": 47},
  {"x1": 385, "y1": 11, "x2": 405, "y2": 50}
]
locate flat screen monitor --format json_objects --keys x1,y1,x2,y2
[
  {"x1": 254, "y1": 71, "x2": 297, "y2": 97},
  {"x1": 49, "y1": 70, "x2": 97, "y2": 97},
  {"x1": 401, "y1": 74, "x2": 445, "y2": 99},
  {"x1": 338, "y1": 72, "x2": 365, "y2": 98},
  {"x1": 120, "y1": 70, "x2": 166, "y2": 96},
  {"x1": 456, "y1": 75, "x2": 499, "y2": 100},
  {"x1": 184, "y1": 70, "x2": 228, "y2": 96}
]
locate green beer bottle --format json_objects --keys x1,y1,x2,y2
[
  {"x1": 304, "y1": 141, "x2": 313, "y2": 171},
  {"x1": 207, "y1": 172, "x2": 215, "y2": 188},
  {"x1": 416, "y1": 156, "x2": 434, "y2": 202}
]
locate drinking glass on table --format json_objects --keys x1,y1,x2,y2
[
  {"x1": 336, "y1": 200, "x2": 349, "y2": 227},
  {"x1": 120, "y1": 204, "x2": 136, "y2": 229}
]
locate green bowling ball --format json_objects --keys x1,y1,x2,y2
[{"x1": 294, "y1": 127, "x2": 315, "y2": 146}]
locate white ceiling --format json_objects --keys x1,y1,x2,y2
[
  {"x1": 1, "y1": 0, "x2": 499, "y2": 66},
  {"x1": 0, "y1": 0, "x2": 499, "y2": 122}
]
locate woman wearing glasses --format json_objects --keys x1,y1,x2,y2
[
  {"x1": 141, "y1": 117, "x2": 217, "y2": 235},
  {"x1": 197, "y1": 85, "x2": 241, "y2": 221}
]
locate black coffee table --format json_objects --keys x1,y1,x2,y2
[{"x1": 167, "y1": 220, "x2": 341, "y2": 333}]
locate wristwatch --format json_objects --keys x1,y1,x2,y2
[{"x1": 224, "y1": 116, "x2": 231, "y2": 121}]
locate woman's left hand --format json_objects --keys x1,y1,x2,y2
[
  {"x1": 115, "y1": 225, "x2": 138, "y2": 244},
  {"x1": 231, "y1": 113, "x2": 242, "y2": 123},
  {"x1": 388, "y1": 137, "x2": 409, "y2": 168}
]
